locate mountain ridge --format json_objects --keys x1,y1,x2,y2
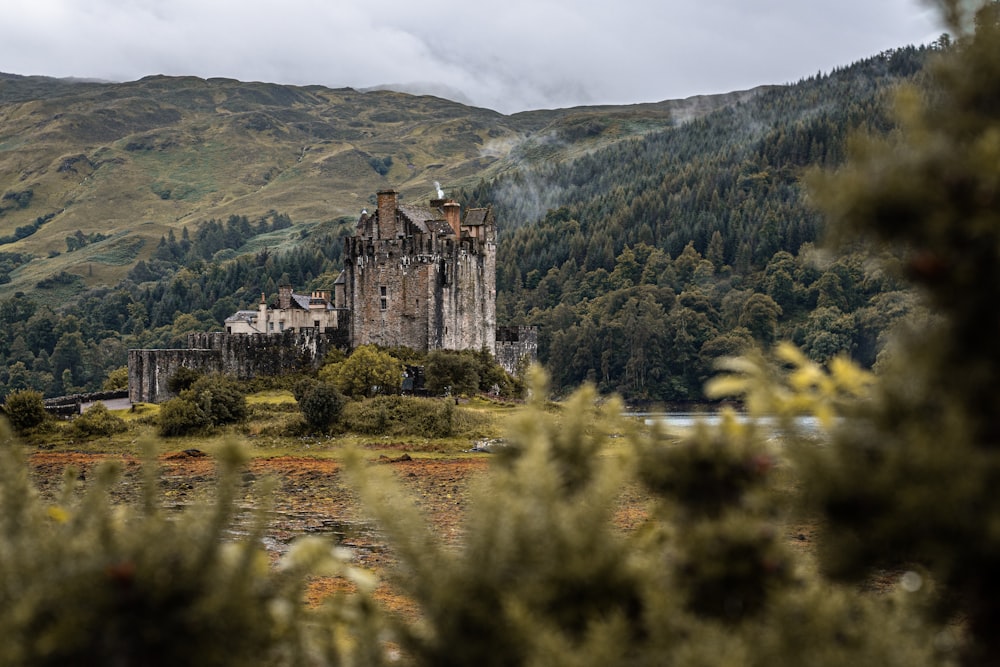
[{"x1": 0, "y1": 70, "x2": 759, "y2": 295}]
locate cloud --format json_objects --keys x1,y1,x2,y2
[{"x1": 1, "y1": 0, "x2": 943, "y2": 113}]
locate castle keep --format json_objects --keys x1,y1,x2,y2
[
  {"x1": 344, "y1": 190, "x2": 496, "y2": 352},
  {"x1": 129, "y1": 190, "x2": 531, "y2": 403}
]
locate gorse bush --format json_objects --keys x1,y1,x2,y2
[
  {"x1": 71, "y1": 402, "x2": 127, "y2": 438},
  {"x1": 343, "y1": 395, "x2": 454, "y2": 438},
  {"x1": 1, "y1": 389, "x2": 47, "y2": 434},
  {"x1": 297, "y1": 380, "x2": 347, "y2": 432},
  {"x1": 158, "y1": 396, "x2": 209, "y2": 437},
  {"x1": 0, "y1": 427, "x2": 373, "y2": 666},
  {"x1": 158, "y1": 374, "x2": 248, "y2": 437},
  {"x1": 185, "y1": 374, "x2": 248, "y2": 426},
  {"x1": 344, "y1": 371, "x2": 939, "y2": 667}
]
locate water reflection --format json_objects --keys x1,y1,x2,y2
[{"x1": 632, "y1": 412, "x2": 823, "y2": 434}]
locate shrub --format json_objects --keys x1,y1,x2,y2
[
  {"x1": 71, "y1": 402, "x2": 127, "y2": 438},
  {"x1": 158, "y1": 397, "x2": 209, "y2": 437},
  {"x1": 322, "y1": 345, "x2": 403, "y2": 398},
  {"x1": 292, "y1": 377, "x2": 319, "y2": 403},
  {"x1": 0, "y1": 426, "x2": 368, "y2": 666},
  {"x1": 2, "y1": 389, "x2": 47, "y2": 433},
  {"x1": 425, "y1": 350, "x2": 480, "y2": 396},
  {"x1": 167, "y1": 367, "x2": 202, "y2": 395},
  {"x1": 343, "y1": 395, "x2": 453, "y2": 437},
  {"x1": 102, "y1": 366, "x2": 130, "y2": 391},
  {"x1": 182, "y1": 374, "x2": 248, "y2": 426},
  {"x1": 159, "y1": 375, "x2": 247, "y2": 437},
  {"x1": 298, "y1": 382, "x2": 346, "y2": 432}
]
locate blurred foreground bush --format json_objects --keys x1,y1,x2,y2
[{"x1": 0, "y1": 428, "x2": 374, "y2": 666}]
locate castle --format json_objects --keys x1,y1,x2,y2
[{"x1": 128, "y1": 190, "x2": 536, "y2": 403}]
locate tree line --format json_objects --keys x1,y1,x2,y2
[{"x1": 0, "y1": 46, "x2": 935, "y2": 402}]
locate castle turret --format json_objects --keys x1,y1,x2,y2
[
  {"x1": 377, "y1": 190, "x2": 399, "y2": 238},
  {"x1": 443, "y1": 201, "x2": 461, "y2": 236},
  {"x1": 258, "y1": 292, "x2": 268, "y2": 333}
]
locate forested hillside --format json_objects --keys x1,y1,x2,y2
[
  {"x1": 0, "y1": 46, "x2": 934, "y2": 401},
  {"x1": 460, "y1": 45, "x2": 933, "y2": 401}
]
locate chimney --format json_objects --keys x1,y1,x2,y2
[
  {"x1": 443, "y1": 201, "x2": 461, "y2": 237},
  {"x1": 278, "y1": 284, "x2": 293, "y2": 310},
  {"x1": 259, "y1": 292, "x2": 268, "y2": 332},
  {"x1": 377, "y1": 190, "x2": 399, "y2": 238}
]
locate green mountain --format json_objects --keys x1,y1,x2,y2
[
  {"x1": 0, "y1": 72, "x2": 751, "y2": 294},
  {"x1": 0, "y1": 45, "x2": 934, "y2": 400},
  {"x1": 462, "y1": 45, "x2": 931, "y2": 400}
]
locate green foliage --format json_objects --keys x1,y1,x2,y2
[
  {"x1": 322, "y1": 345, "x2": 403, "y2": 399},
  {"x1": 425, "y1": 350, "x2": 480, "y2": 396},
  {"x1": 343, "y1": 395, "x2": 454, "y2": 437},
  {"x1": 182, "y1": 374, "x2": 249, "y2": 426},
  {"x1": 1, "y1": 389, "x2": 47, "y2": 433},
  {"x1": 102, "y1": 366, "x2": 129, "y2": 391},
  {"x1": 0, "y1": 425, "x2": 371, "y2": 666},
  {"x1": 345, "y1": 370, "x2": 939, "y2": 666},
  {"x1": 297, "y1": 381, "x2": 347, "y2": 433},
  {"x1": 158, "y1": 396, "x2": 209, "y2": 437},
  {"x1": 789, "y1": 6, "x2": 1000, "y2": 663},
  {"x1": 71, "y1": 402, "x2": 128, "y2": 438}
]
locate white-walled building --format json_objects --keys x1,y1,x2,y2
[{"x1": 225, "y1": 284, "x2": 343, "y2": 334}]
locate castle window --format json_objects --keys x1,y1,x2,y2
[
  {"x1": 380, "y1": 286, "x2": 388, "y2": 310},
  {"x1": 314, "y1": 320, "x2": 320, "y2": 329}
]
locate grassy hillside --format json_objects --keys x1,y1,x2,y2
[
  {"x1": 0, "y1": 47, "x2": 932, "y2": 401},
  {"x1": 0, "y1": 72, "x2": 752, "y2": 295}
]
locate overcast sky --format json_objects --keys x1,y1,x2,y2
[{"x1": 2, "y1": 0, "x2": 943, "y2": 114}]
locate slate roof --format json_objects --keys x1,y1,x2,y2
[
  {"x1": 425, "y1": 219, "x2": 455, "y2": 235},
  {"x1": 398, "y1": 203, "x2": 455, "y2": 235},
  {"x1": 464, "y1": 208, "x2": 490, "y2": 226},
  {"x1": 225, "y1": 310, "x2": 258, "y2": 323}
]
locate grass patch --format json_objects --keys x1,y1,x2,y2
[
  {"x1": 89, "y1": 236, "x2": 146, "y2": 265},
  {"x1": 23, "y1": 394, "x2": 517, "y2": 459},
  {"x1": 246, "y1": 390, "x2": 297, "y2": 405}
]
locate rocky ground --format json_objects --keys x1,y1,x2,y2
[
  {"x1": 24, "y1": 449, "x2": 505, "y2": 618},
  {"x1": 24, "y1": 447, "x2": 825, "y2": 621}
]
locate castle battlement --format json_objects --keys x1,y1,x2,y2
[{"x1": 128, "y1": 190, "x2": 533, "y2": 403}]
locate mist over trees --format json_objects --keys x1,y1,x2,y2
[
  {"x1": 455, "y1": 45, "x2": 932, "y2": 401},
  {"x1": 0, "y1": 43, "x2": 936, "y2": 402}
]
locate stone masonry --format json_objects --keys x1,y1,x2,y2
[
  {"x1": 343, "y1": 190, "x2": 497, "y2": 352},
  {"x1": 128, "y1": 190, "x2": 535, "y2": 403}
]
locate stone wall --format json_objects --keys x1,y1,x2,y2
[
  {"x1": 347, "y1": 236, "x2": 436, "y2": 350},
  {"x1": 128, "y1": 348, "x2": 223, "y2": 404},
  {"x1": 346, "y1": 235, "x2": 495, "y2": 353},
  {"x1": 187, "y1": 330, "x2": 344, "y2": 378},
  {"x1": 129, "y1": 330, "x2": 349, "y2": 403},
  {"x1": 437, "y1": 239, "x2": 496, "y2": 352},
  {"x1": 44, "y1": 389, "x2": 130, "y2": 417},
  {"x1": 495, "y1": 325, "x2": 538, "y2": 376}
]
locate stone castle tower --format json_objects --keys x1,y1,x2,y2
[
  {"x1": 341, "y1": 190, "x2": 497, "y2": 353},
  {"x1": 127, "y1": 190, "x2": 537, "y2": 404}
]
